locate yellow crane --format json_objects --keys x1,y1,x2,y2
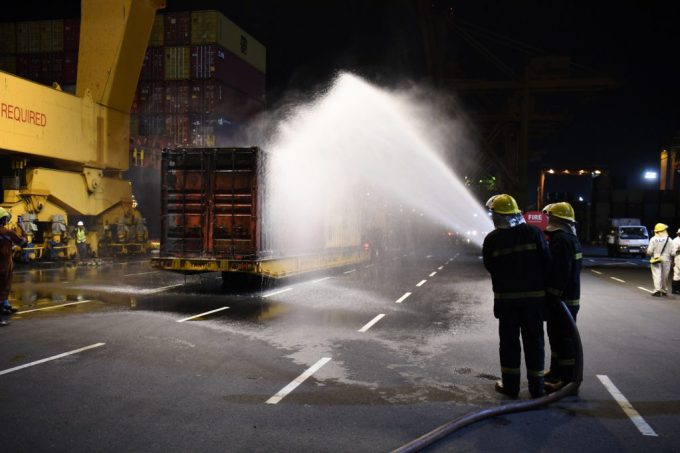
[{"x1": 0, "y1": 0, "x2": 164, "y2": 259}]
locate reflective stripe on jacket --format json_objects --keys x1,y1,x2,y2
[{"x1": 546, "y1": 230, "x2": 582, "y2": 305}]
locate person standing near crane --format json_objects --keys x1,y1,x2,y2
[{"x1": 0, "y1": 208, "x2": 27, "y2": 325}]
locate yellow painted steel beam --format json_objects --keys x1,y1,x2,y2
[{"x1": 77, "y1": 0, "x2": 166, "y2": 113}]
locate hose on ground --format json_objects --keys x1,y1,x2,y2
[{"x1": 392, "y1": 301, "x2": 583, "y2": 453}]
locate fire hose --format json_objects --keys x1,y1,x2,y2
[{"x1": 392, "y1": 301, "x2": 583, "y2": 453}]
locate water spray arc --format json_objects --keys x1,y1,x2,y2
[{"x1": 392, "y1": 301, "x2": 583, "y2": 452}]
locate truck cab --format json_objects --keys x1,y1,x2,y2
[{"x1": 608, "y1": 225, "x2": 649, "y2": 257}]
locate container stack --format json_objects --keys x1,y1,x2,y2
[{"x1": 132, "y1": 10, "x2": 267, "y2": 168}]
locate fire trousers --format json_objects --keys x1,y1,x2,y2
[{"x1": 547, "y1": 303, "x2": 579, "y2": 381}]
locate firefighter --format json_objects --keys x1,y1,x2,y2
[
  {"x1": 482, "y1": 194, "x2": 551, "y2": 398},
  {"x1": 0, "y1": 208, "x2": 27, "y2": 325},
  {"x1": 542, "y1": 202, "x2": 582, "y2": 394},
  {"x1": 75, "y1": 221, "x2": 88, "y2": 262},
  {"x1": 646, "y1": 223, "x2": 672, "y2": 296}
]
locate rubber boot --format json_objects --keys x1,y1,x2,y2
[
  {"x1": 673, "y1": 280, "x2": 680, "y2": 295},
  {"x1": 528, "y1": 377, "x2": 545, "y2": 398},
  {"x1": 495, "y1": 374, "x2": 520, "y2": 398}
]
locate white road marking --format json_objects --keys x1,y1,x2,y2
[
  {"x1": 395, "y1": 292, "x2": 412, "y2": 304},
  {"x1": 426, "y1": 255, "x2": 432, "y2": 258},
  {"x1": 17, "y1": 300, "x2": 95, "y2": 314},
  {"x1": 0, "y1": 343, "x2": 105, "y2": 376},
  {"x1": 124, "y1": 271, "x2": 160, "y2": 277},
  {"x1": 343, "y1": 269, "x2": 356, "y2": 274},
  {"x1": 263, "y1": 287, "x2": 293, "y2": 298},
  {"x1": 266, "y1": 357, "x2": 331, "y2": 404},
  {"x1": 176, "y1": 307, "x2": 230, "y2": 323},
  {"x1": 358, "y1": 314, "x2": 385, "y2": 333},
  {"x1": 637, "y1": 287, "x2": 655, "y2": 294},
  {"x1": 597, "y1": 375, "x2": 658, "y2": 437},
  {"x1": 311, "y1": 277, "x2": 332, "y2": 284},
  {"x1": 403, "y1": 254, "x2": 409, "y2": 257},
  {"x1": 588, "y1": 258, "x2": 595, "y2": 262},
  {"x1": 437, "y1": 266, "x2": 444, "y2": 270},
  {"x1": 590, "y1": 269, "x2": 603, "y2": 275},
  {"x1": 429, "y1": 272, "x2": 437, "y2": 277},
  {"x1": 416, "y1": 280, "x2": 427, "y2": 287},
  {"x1": 364, "y1": 264, "x2": 375, "y2": 269},
  {"x1": 610, "y1": 277, "x2": 626, "y2": 283}
]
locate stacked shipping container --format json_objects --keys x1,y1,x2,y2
[
  {"x1": 132, "y1": 10, "x2": 267, "y2": 168},
  {"x1": 0, "y1": 11, "x2": 266, "y2": 169}
]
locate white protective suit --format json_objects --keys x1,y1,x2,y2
[
  {"x1": 647, "y1": 231, "x2": 673, "y2": 294},
  {"x1": 673, "y1": 235, "x2": 680, "y2": 284}
]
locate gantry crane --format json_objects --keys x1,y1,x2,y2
[{"x1": 0, "y1": 0, "x2": 164, "y2": 259}]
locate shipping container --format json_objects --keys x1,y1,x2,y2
[
  {"x1": 190, "y1": 80, "x2": 264, "y2": 120},
  {"x1": 149, "y1": 15, "x2": 164, "y2": 47},
  {"x1": 63, "y1": 51, "x2": 77, "y2": 84},
  {"x1": 17, "y1": 21, "x2": 41, "y2": 53},
  {"x1": 190, "y1": 10, "x2": 266, "y2": 73},
  {"x1": 16, "y1": 54, "x2": 42, "y2": 81},
  {"x1": 63, "y1": 19, "x2": 79, "y2": 52},
  {"x1": 152, "y1": 148, "x2": 368, "y2": 278},
  {"x1": 165, "y1": 114, "x2": 190, "y2": 144},
  {"x1": 190, "y1": 44, "x2": 265, "y2": 100},
  {"x1": 40, "y1": 20, "x2": 64, "y2": 52},
  {"x1": 164, "y1": 46, "x2": 190, "y2": 80},
  {"x1": 0, "y1": 54, "x2": 17, "y2": 75},
  {"x1": 138, "y1": 114, "x2": 165, "y2": 136},
  {"x1": 164, "y1": 12, "x2": 191, "y2": 46},
  {"x1": 164, "y1": 81, "x2": 191, "y2": 113},
  {"x1": 140, "y1": 47, "x2": 164, "y2": 81},
  {"x1": 0, "y1": 23, "x2": 17, "y2": 54}
]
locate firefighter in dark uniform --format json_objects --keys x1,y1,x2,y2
[
  {"x1": 542, "y1": 202, "x2": 582, "y2": 394},
  {"x1": 483, "y1": 194, "x2": 551, "y2": 398}
]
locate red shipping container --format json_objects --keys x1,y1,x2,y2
[
  {"x1": 63, "y1": 19, "x2": 80, "y2": 52},
  {"x1": 190, "y1": 45, "x2": 265, "y2": 101},
  {"x1": 164, "y1": 80, "x2": 191, "y2": 114},
  {"x1": 140, "y1": 47, "x2": 164, "y2": 81},
  {"x1": 164, "y1": 12, "x2": 191, "y2": 46},
  {"x1": 190, "y1": 80, "x2": 264, "y2": 122},
  {"x1": 165, "y1": 114, "x2": 190, "y2": 144},
  {"x1": 63, "y1": 51, "x2": 77, "y2": 84}
]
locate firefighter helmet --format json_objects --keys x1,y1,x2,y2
[
  {"x1": 543, "y1": 202, "x2": 576, "y2": 222},
  {"x1": 654, "y1": 223, "x2": 668, "y2": 233},
  {"x1": 486, "y1": 194, "x2": 521, "y2": 215},
  {"x1": 77, "y1": 221, "x2": 84, "y2": 227}
]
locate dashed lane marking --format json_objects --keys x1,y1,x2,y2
[
  {"x1": 395, "y1": 292, "x2": 412, "y2": 304},
  {"x1": 311, "y1": 277, "x2": 333, "y2": 284},
  {"x1": 0, "y1": 343, "x2": 106, "y2": 376},
  {"x1": 364, "y1": 264, "x2": 375, "y2": 269},
  {"x1": 416, "y1": 280, "x2": 427, "y2": 287},
  {"x1": 610, "y1": 277, "x2": 626, "y2": 283},
  {"x1": 17, "y1": 300, "x2": 96, "y2": 315},
  {"x1": 266, "y1": 357, "x2": 331, "y2": 404},
  {"x1": 177, "y1": 307, "x2": 230, "y2": 323},
  {"x1": 437, "y1": 266, "x2": 444, "y2": 270},
  {"x1": 429, "y1": 272, "x2": 437, "y2": 277},
  {"x1": 597, "y1": 375, "x2": 658, "y2": 437},
  {"x1": 343, "y1": 269, "x2": 357, "y2": 274},
  {"x1": 590, "y1": 270, "x2": 603, "y2": 275},
  {"x1": 358, "y1": 314, "x2": 385, "y2": 333},
  {"x1": 263, "y1": 287, "x2": 293, "y2": 298},
  {"x1": 637, "y1": 287, "x2": 654, "y2": 294},
  {"x1": 426, "y1": 255, "x2": 433, "y2": 258}
]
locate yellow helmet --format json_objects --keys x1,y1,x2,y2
[
  {"x1": 543, "y1": 202, "x2": 575, "y2": 222},
  {"x1": 486, "y1": 194, "x2": 521, "y2": 215},
  {"x1": 0, "y1": 207, "x2": 10, "y2": 221},
  {"x1": 654, "y1": 223, "x2": 668, "y2": 233}
]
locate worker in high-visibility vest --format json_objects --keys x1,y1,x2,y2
[
  {"x1": 0, "y1": 208, "x2": 27, "y2": 325},
  {"x1": 75, "y1": 221, "x2": 88, "y2": 262},
  {"x1": 542, "y1": 202, "x2": 582, "y2": 395},
  {"x1": 482, "y1": 194, "x2": 551, "y2": 398}
]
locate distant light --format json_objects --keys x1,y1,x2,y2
[
  {"x1": 644, "y1": 171, "x2": 658, "y2": 180},
  {"x1": 547, "y1": 169, "x2": 555, "y2": 174},
  {"x1": 578, "y1": 196, "x2": 584, "y2": 202},
  {"x1": 593, "y1": 170, "x2": 602, "y2": 175},
  {"x1": 563, "y1": 170, "x2": 570, "y2": 174}
]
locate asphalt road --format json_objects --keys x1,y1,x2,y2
[{"x1": 0, "y1": 247, "x2": 678, "y2": 452}]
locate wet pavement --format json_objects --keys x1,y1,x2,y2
[{"x1": 1, "y1": 247, "x2": 679, "y2": 452}]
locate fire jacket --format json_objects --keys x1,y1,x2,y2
[
  {"x1": 546, "y1": 230, "x2": 582, "y2": 306},
  {"x1": 483, "y1": 223, "x2": 551, "y2": 316}
]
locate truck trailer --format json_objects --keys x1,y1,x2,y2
[{"x1": 150, "y1": 147, "x2": 371, "y2": 281}]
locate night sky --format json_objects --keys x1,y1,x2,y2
[{"x1": 5, "y1": 0, "x2": 680, "y2": 194}]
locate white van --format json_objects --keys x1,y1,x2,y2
[{"x1": 608, "y1": 225, "x2": 649, "y2": 257}]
